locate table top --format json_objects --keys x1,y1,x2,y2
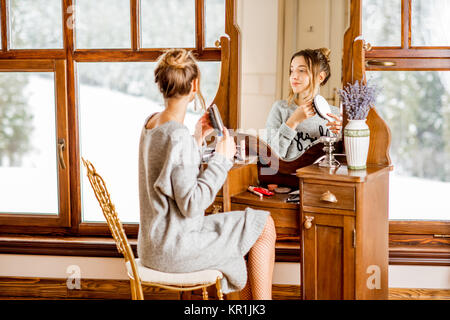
[{"x1": 296, "y1": 164, "x2": 393, "y2": 183}]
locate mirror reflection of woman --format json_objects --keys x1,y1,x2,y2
[{"x1": 265, "y1": 48, "x2": 342, "y2": 160}]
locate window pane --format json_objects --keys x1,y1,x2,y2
[
  {"x1": 205, "y1": 0, "x2": 226, "y2": 47},
  {"x1": 411, "y1": 0, "x2": 450, "y2": 46},
  {"x1": 141, "y1": 0, "x2": 195, "y2": 48},
  {"x1": 366, "y1": 71, "x2": 450, "y2": 221},
  {"x1": 75, "y1": 0, "x2": 131, "y2": 49},
  {"x1": 9, "y1": 0, "x2": 63, "y2": 49},
  {"x1": 0, "y1": 73, "x2": 59, "y2": 214},
  {"x1": 78, "y1": 61, "x2": 220, "y2": 223},
  {"x1": 362, "y1": 0, "x2": 401, "y2": 47}
]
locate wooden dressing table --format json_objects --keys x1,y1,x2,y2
[
  {"x1": 297, "y1": 164, "x2": 389, "y2": 300},
  {"x1": 204, "y1": 128, "x2": 391, "y2": 300}
]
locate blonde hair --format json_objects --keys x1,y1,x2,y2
[
  {"x1": 154, "y1": 49, "x2": 206, "y2": 110},
  {"x1": 287, "y1": 48, "x2": 331, "y2": 105}
]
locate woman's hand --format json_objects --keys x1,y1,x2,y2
[
  {"x1": 285, "y1": 101, "x2": 316, "y2": 130},
  {"x1": 215, "y1": 127, "x2": 236, "y2": 161},
  {"x1": 326, "y1": 113, "x2": 343, "y2": 135},
  {"x1": 194, "y1": 111, "x2": 214, "y2": 147}
]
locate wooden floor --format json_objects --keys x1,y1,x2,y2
[{"x1": 0, "y1": 277, "x2": 448, "y2": 300}]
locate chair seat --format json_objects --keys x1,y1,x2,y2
[{"x1": 126, "y1": 259, "x2": 223, "y2": 286}]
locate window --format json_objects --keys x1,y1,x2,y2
[
  {"x1": 9, "y1": 0, "x2": 64, "y2": 49},
  {"x1": 141, "y1": 0, "x2": 195, "y2": 48},
  {"x1": 411, "y1": 0, "x2": 449, "y2": 47},
  {"x1": 75, "y1": 0, "x2": 131, "y2": 49},
  {"x1": 78, "y1": 61, "x2": 220, "y2": 223},
  {"x1": 0, "y1": 60, "x2": 70, "y2": 228},
  {"x1": 362, "y1": 0, "x2": 401, "y2": 47},
  {"x1": 361, "y1": 0, "x2": 450, "y2": 232},
  {"x1": 0, "y1": 0, "x2": 234, "y2": 235},
  {"x1": 0, "y1": 71, "x2": 59, "y2": 215},
  {"x1": 366, "y1": 70, "x2": 450, "y2": 221},
  {"x1": 205, "y1": 0, "x2": 226, "y2": 47}
]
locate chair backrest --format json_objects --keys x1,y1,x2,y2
[{"x1": 81, "y1": 158, "x2": 142, "y2": 290}]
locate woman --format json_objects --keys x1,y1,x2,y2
[
  {"x1": 265, "y1": 48, "x2": 342, "y2": 160},
  {"x1": 137, "y1": 49, "x2": 276, "y2": 299}
]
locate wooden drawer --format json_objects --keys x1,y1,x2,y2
[
  {"x1": 231, "y1": 203, "x2": 299, "y2": 239},
  {"x1": 302, "y1": 183, "x2": 355, "y2": 211}
]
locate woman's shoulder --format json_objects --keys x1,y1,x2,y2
[
  {"x1": 144, "y1": 119, "x2": 190, "y2": 142},
  {"x1": 162, "y1": 121, "x2": 191, "y2": 142},
  {"x1": 269, "y1": 100, "x2": 294, "y2": 115},
  {"x1": 272, "y1": 99, "x2": 291, "y2": 109}
]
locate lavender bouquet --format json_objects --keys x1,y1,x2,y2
[{"x1": 339, "y1": 80, "x2": 379, "y2": 120}]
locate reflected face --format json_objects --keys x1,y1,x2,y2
[{"x1": 289, "y1": 56, "x2": 310, "y2": 94}]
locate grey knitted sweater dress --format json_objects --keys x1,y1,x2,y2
[
  {"x1": 265, "y1": 100, "x2": 340, "y2": 160},
  {"x1": 137, "y1": 115, "x2": 270, "y2": 294}
]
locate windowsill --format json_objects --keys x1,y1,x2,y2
[
  {"x1": 0, "y1": 234, "x2": 448, "y2": 266},
  {"x1": 0, "y1": 234, "x2": 133, "y2": 258}
]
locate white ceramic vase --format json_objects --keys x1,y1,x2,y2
[{"x1": 344, "y1": 119, "x2": 370, "y2": 170}]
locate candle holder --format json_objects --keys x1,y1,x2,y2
[{"x1": 314, "y1": 135, "x2": 341, "y2": 168}]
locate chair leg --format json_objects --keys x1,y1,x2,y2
[
  {"x1": 202, "y1": 287, "x2": 209, "y2": 300},
  {"x1": 130, "y1": 279, "x2": 137, "y2": 300},
  {"x1": 130, "y1": 278, "x2": 144, "y2": 300},
  {"x1": 216, "y1": 277, "x2": 224, "y2": 300},
  {"x1": 135, "y1": 281, "x2": 144, "y2": 300}
]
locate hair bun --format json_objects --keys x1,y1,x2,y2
[
  {"x1": 162, "y1": 49, "x2": 191, "y2": 69},
  {"x1": 318, "y1": 47, "x2": 331, "y2": 62}
]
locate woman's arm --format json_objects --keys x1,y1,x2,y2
[
  {"x1": 194, "y1": 111, "x2": 214, "y2": 148},
  {"x1": 326, "y1": 106, "x2": 343, "y2": 136},
  {"x1": 170, "y1": 136, "x2": 233, "y2": 219},
  {"x1": 265, "y1": 101, "x2": 317, "y2": 158},
  {"x1": 265, "y1": 102, "x2": 298, "y2": 158}
]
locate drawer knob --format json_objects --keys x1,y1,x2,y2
[
  {"x1": 304, "y1": 216, "x2": 314, "y2": 229},
  {"x1": 320, "y1": 190, "x2": 338, "y2": 203},
  {"x1": 212, "y1": 204, "x2": 222, "y2": 214}
]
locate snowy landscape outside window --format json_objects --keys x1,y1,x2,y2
[
  {"x1": 9, "y1": 0, "x2": 63, "y2": 49},
  {"x1": 0, "y1": 72, "x2": 59, "y2": 215}
]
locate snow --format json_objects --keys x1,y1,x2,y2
[
  {"x1": 389, "y1": 174, "x2": 450, "y2": 220},
  {"x1": 0, "y1": 74, "x2": 58, "y2": 214}
]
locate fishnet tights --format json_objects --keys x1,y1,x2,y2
[{"x1": 240, "y1": 215, "x2": 276, "y2": 300}]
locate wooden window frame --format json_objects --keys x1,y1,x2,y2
[
  {"x1": 364, "y1": 0, "x2": 450, "y2": 69},
  {"x1": 0, "y1": 0, "x2": 239, "y2": 237},
  {"x1": 342, "y1": 0, "x2": 449, "y2": 255},
  {"x1": 0, "y1": 59, "x2": 71, "y2": 228}
]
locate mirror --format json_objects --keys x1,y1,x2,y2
[
  {"x1": 313, "y1": 94, "x2": 334, "y2": 123},
  {"x1": 238, "y1": 0, "x2": 349, "y2": 162}
]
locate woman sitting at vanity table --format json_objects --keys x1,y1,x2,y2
[{"x1": 265, "y1": 48, "x2": 343, "y2": 160}]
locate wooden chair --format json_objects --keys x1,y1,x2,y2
[{"x1": 81, "y1": 157, "x2": 224, "y2": 300}]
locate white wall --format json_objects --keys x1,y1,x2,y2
[{"x1": 237, "y1": 0, "x2": 279, "y2": 131}]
